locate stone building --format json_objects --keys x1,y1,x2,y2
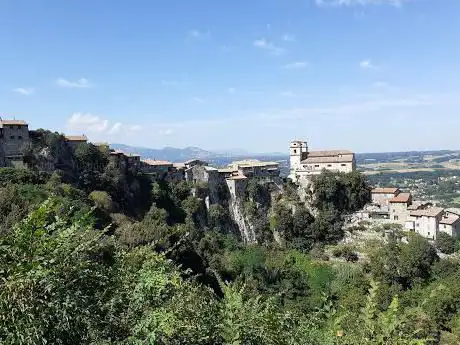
[
  {"x1": 0, "y1": 119, "x2": 30, "y2": 167},
  {"x1": 439, "y1": 214, "x2": 460, "y2": 237},
  {"x1": 406, "y1": 207, "x2": 444, "y2": 240},
  {"x1": 65, "y1": 135, "x2": 88, "y2": 150},
  {"x1": 371, "y1": 187, "x2": 401, "y2": 206},
  {"x1": 226, "y1": 175, "x2": 248, "y2": 198},
  {"x1": 289, "y1": 140, "x2": 356, "y2": 185},
  {"x1": 227, "y1": 159, "x2": 280, "y2": 179},
  {"x1": 388, "y1": 192, "x2": 412, "y2": 223}
]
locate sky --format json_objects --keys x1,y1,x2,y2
[{"x1": 1, "y1": 0, "x2": 460, "y2": 153}]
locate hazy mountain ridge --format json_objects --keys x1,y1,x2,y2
[{"x1": 110, "y1": 143, "x2": 285, "y2": 162}]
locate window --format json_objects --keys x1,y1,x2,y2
[
  {"x1": 341, "y1": 164, "x2": 346, "y2": 167},
  {"x1": 394, "y1": 216, "x2": 399, "y2": 220},
  {"x1": 327, "y1": 164, "x2": 332, "y2": 167},
  {"x1": 293, "y1": 149, "x2": 297, "y2": 153},
  {"x1": 416, "y1": 223, "x2": 419, "y2": 227},
  {"x1": 18, "y1": 136, "x2": 23, "y2": 140},
  {"x1": 10, "y1": 135, "x2": 14, "y2": 140},
  {"x1": 315, "y1": 164, "x2": 320, "y2": 168},
  {"x1": 393, "y1": 209, "x2": 396, "y2": 213},
  {"x1": 428, "y1": 232, "x2": 430, "y2": 236},
  {"x1": 444, "y1": 224, "x2": 447, "y2": 229}
]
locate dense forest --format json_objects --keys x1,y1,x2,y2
[{"x1": 2, "y1": 132, "x2": 460, "y2": 345}]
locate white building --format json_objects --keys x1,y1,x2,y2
[
  {"x1": 289, "y1": 140, "x2": 356, "y2": 185},
  {"x1": 371, "y1": 187, "x2": 401, "y2": 206},
  {"x1": 406, "y1": 207, "x2": 444, "y2": 240},
  {"x1": 439, "y1": 214, "x2": 460, "y2": 237}
]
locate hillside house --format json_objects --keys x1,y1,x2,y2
[
  {"x1": 389, "y1": 192, "x2": 412, "y2": 223},
  {"x1": 406, "y1": 207, "x2": 444, "y2": 240},
  {"x1": 372, "y1": 187, "x2": 401, "y2": 205},
  {"x1": 439, "y1": 214, "x2": 460, "y2": 237},
  {"x1": 289, "y1": 140, "x2": 356, "y2": 186},
  {"x1": 65, "y1": 135, "x2": 88, "y2": 150},
  {"x1": 0, "y1": 119, "x2": 30, "y2": 167},
  {"x1": 228, "y1": 159, "x2": 280, "y2": 179}
]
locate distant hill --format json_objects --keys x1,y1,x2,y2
[{"x1": 110, "y1": 143, "x2": 285, "y2": 162}]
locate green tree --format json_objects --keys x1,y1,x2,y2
[{"x1": 436, "y1": 232, "x2": 455, "y2": 254}]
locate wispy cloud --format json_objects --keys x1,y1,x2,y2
[
  {"x1": 315, "y1": 0, "x2": 408, "y2": 7},
  {"x1": 282, "y1": 34, "x2": 296, "y2": 42},
  {"x1": 360, "y1": 59, "x2": 379, "y2": 69},
  {"x1": 191, "y1": 97, "x2": 205, "y2": 103},
  {"x1": 188, "y1": 30, "x2": 211, "y2": 40},
  {"x1": 56, "y1": 78, "x2": 92, "y2": 88},
  {"x1": 159, "y1": 128, "x2": 175, "y2": 136},
  {"x1": 253, "y1": 39, "x2": 286, "y2": 55},
  {"x1": 282, "y1": 61, "x2": 308, "y2": 69},
  {"x1": 13, "y1": 87, "x2": 34, "y2": 95},
  {"x1": 67, "y1": 113, "x2": 141, "y2": 136}
]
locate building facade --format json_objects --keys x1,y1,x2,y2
[
  {"x1": 289, "y1": 140, "x2": 356, "y2": 185},
  {"x1": 0, "y1": 120, "x2": 30, "y2": 167},
  {"x1": 371, "y1": 187, "x2": 401, "y2": 205},
  {"x1": 388, "y1": 193, "x2": 412, "y2": 223},
  {"x1": 406, "y1": 207, "x2": 444, "y2": 240}
]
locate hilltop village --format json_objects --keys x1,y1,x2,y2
[{"x1": 1, "y1": 118, "x2": 459, "y2": 243}]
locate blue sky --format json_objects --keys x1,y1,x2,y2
[{"x1": 1, "y1": 0, "x2": 460, "y2": 153}]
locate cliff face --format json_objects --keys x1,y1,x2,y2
[{"x1": 228, "y1": 196, "x2": 257, "y2": 244}]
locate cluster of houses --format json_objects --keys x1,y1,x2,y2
[{"x1": 370, "y1": 187, "x2": 460, "y2": 240}]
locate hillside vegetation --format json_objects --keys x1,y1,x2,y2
[{"x1": 1, "y1": 137, "x2": 460, "y2": 344}]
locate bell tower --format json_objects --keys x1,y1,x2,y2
[{"x1": 290, "y1": 140, "x2": 307, "y2": 177}]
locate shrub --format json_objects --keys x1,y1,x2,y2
[{"x1": 436, "y1": 232, "x2": 456, "y2": 254}]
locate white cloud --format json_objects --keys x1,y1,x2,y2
[
  {"x1": 360, "y1": 59, "x2": 379, "y2": 69},
  {"x1": 282, "y1": 61, "x2": 308, "y2": 69},
  {"x1": 129, "y1": 125, "x2": 142, "y2": 132},
  {"x1": 253, "y1": 39, "x2": 286, "y2": 55},
  {"x1": 108, "y1": 122, "x2": 123, "y2": 135},
  {"x1": 67, "y1": 113, "x2": 141, "y2": 137},
  {"x1": 56, "y1": 78, "x2": 92, "y2": 88},
  {"x1": 191, "y1": 97, "x2": 205, "y2": 103},
  {"x1": 315, "y1": 0, "x2": 408, "y2": 7},
  {"x1": 282, "y1": 34, "x2": 296, "y2": 42},
  {"x1": 188, "y1": 30, "x2": 211, "y2": 40},
  {"x1": 159, "y1": 128, "x2": 175, "y2": 136},
  {"x1": 13, "y1": 87, "x2": 34, "y2": 95},
  {"x1": 67, "y1": 113, "x2": 108, "y2": 133}
]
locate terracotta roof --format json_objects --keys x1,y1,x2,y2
[
  {"x1": 307, "y1": 150, "x2": 354, "y2": 158},
  {"x1": 410, "y1": 207, "x2": 444, "y2": 218},
  {"x1": 142, "y1": 159, "x2": 172, "y2": 166},
  {"x1": 389, "y1": 193, "x2": 411, "y2": 204},
  {"x1": 446, "y1": 208, "x2": 460, "y2": 216},
  {"x1": 65, "y1": 135, "x2": 88, "y2": 142},
  {"x1": 0, "y1": 120, "x2": 28, "y2": 126},
  {"x1": 372, "y1": 187, "x2": 400, "y2": 194},
  {"x1": 440, "y1": 215, "x2": 460, "y2": 225}
]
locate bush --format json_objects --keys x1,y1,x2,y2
[
  {"x1": 436, "y1": 232, "x2": 456, "y2": 254},
  {"x1": 332, "y1": 245, "x2": 359, "y2": 262}
]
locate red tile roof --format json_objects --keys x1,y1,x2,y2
[
  {"x1": 440, "y1": 215, "x2": 460, "y2": 225},
  {"x1": 410, "y1": 207, "x2": 444, "y2": 218},
  {"x1": 389, "y1": 192, "x2": 412, "y2": 204}
]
